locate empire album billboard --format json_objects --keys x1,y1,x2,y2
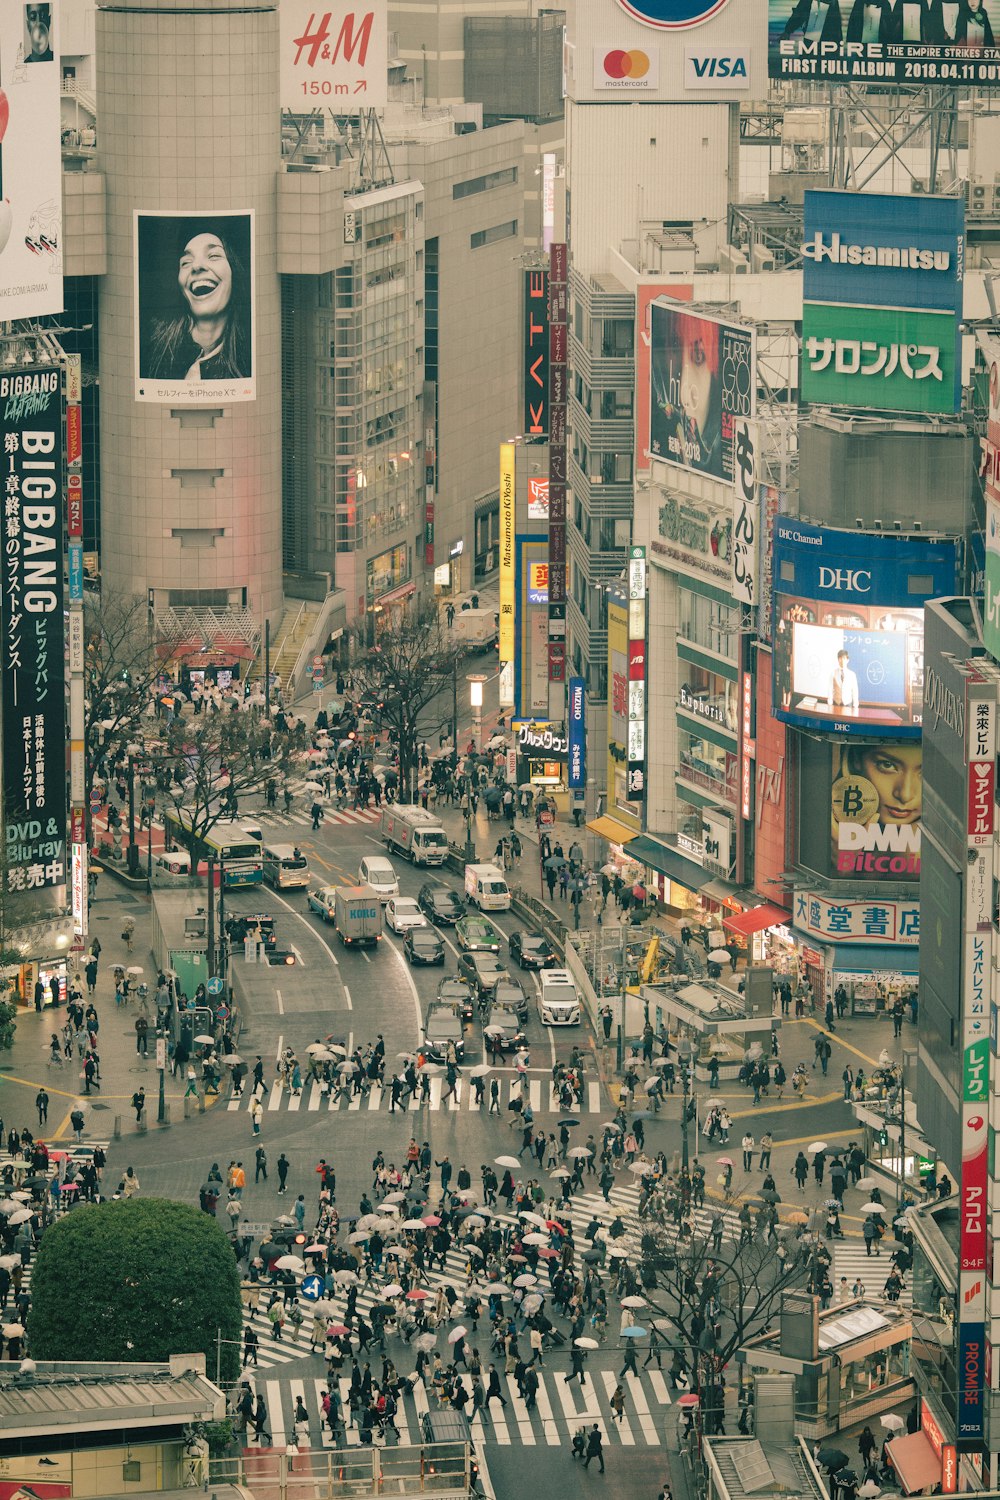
[
  {"x1": 0, "y1": 3, "x2": 63, "y2": 320},
  {"x1": 134, "y1": 211, "x2": 255, "y2": 405},
  {"x1": 772, "y1": 520, "x2": 959, "y2": 737},
  {"x1": 648, "y1": 302, "x2": 755, "y2": 484},
  {"x1": 768, "y1": 0, "x2": 1000, "y2": 83}
]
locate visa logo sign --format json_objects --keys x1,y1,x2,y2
[{"x1": 684, "y1": 48, "x2": 750, "y2": 89}]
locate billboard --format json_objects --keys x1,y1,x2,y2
[
  {"x1": 134, "y1": 211, "x2": 255, "y2": 405},
  {"x1": 830, "y1": 740, "x2": 922, "y2": 882},
  {"x1": 608, "y1": 590, "x2": 629, "y2": 811},
  {"x1": 568, "y1": 677, "x2": 586, "y2": 790},
  {"x1": 627, "y1": 546, "x2": 647, "y2": 801},
  {"x1": 794, "y1": 889, "x2": 920, "y2": 944},
  {"x1": 1, "y1": 365, "x2": 66, "y2": 900},
  {"x1": 772, "y1": 520, "x2": 960, "y2": 737},
  {"x1": 982, "y1": 337, "x2": 1000, "y2": 657},
  {"x1": 280, "y1": 0, "x2": 389, "y2": 109},
  {"x1": 801, "y1": 191, "x2": 964, "y2": 415},
  {"x1": 499, "y1": 443, "x2": 515, "y2": 669},
  {"x1": 527, "y1": 476, "x2": 549, "y2": 520},
  {"x1": 0, "y1": 2, "x2": 62, "y2": 320},
  {"x1": 568, "y1": 0, "x2": 764, "y2": 100},
  {"x1": 636, "y1": 282, "x2": 693, "y2": 473},
  {"x1": 524, "y1": 269, "x2": 549, "y2": 438},
  {"x1": 769, "y1": 0, "x2": 1000, "y2": 84},
  {"x1": 649, "y1": 302, "x2": 755, "y2": 484}
]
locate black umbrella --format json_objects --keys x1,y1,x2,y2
[
  {"x1": 582, "y1": 1248, "x2": 603, "y2": 1262},
  {"x1": 558, "y1": 1118, "x2": 581, "y2": 1127},
  {"x1": 818, "y1": 1449, "x2": 849, "y2": 1473},
  {"x1": 544, "y1": 854, "x2": 569, "y2": 870},
  {"x1": 760, "y1": 1188, "x2": 781, "y2": 1204},
  {"x1": 260, "y1": 1241, "x2": 282, "y2": 1261}
]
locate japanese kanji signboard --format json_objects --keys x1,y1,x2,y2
[
  {"x1": 1, "y1": 366, "x2": 66, "y2": 898},
  {"x1": 794, "y1": 889, "x2": 920, "y2": 946}
]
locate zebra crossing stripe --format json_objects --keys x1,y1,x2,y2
[
  {"x1": 228, "y1": 1075, "x2": 606, "y2": 1115},
  {"x1": 505, "y1": 1374, "x2": 535, "y2": 1445},
  {"x1": 625, "y1": 1370, "x2": 658, "y2": 1446},
  {"x1": 533, "y1": 1366, "x2": 561, "y2": 1445}
]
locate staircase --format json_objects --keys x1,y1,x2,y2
[{"x1": 249, "y1": 601, "x2": 319, "y2": 691}]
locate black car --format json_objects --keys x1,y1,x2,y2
[
  {"x1": 436, "y1": 975, "x2": 475, "y2": 1023},
  {"x1": 493, "y1": 978, "x2": 529, "y2": 1025},
  {"x1": 421, "y1": 1000, "x2": 466, "y2": 1063},
  {"x1": 225, "y1": 912, "x2": 276, "y2": 951},
  {"x1": 418, "y1": 883, "x2": 465, "y2": 926},
  {"x1": 404, "y1": 926, "x2": 446, "y2": 966},
  {"x1": 482, "y1": 1001, "x2": 525, "y2": 1053},
  {"x1": 458, "y1": 951, "x2": 509, "y2": 1000},
  {"x1": 508, "y1": 930, "x2": 557, "y2": 970}
]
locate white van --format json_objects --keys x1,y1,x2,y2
[
  {"x1": 539, "y1": 968, "x2": 581, "y2": 1026},
  {"x1": 359, "y1": 854, "x2": 400, "y2": 902},
  {"x1": 465, "y1": 863, "x2": 511, "y2": 911},
  {"x1": 151, "y1": 849, "x2": 192, "y2": 882},
  {"x1": 263, "y1": 843, "x2": 310, "y2": 890}
]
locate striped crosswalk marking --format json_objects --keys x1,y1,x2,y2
[{"x1": 229, "y1": 1074, "x2": 605, "y2": 1115}]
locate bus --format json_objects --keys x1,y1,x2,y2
[{"x1": 161, "y1": 810, "x2": 263, "y2": 888}]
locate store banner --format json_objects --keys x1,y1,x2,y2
[
  {"x1": 731, "y1": 417, "x2": 758, "y2": 606},
  {"x1": 0, "y1": 365, "x2": 66, "y2": 898},
  {"x1": 793, "y1": 889, "x2": 920, "y2": 945},
  {"x1": 523, "y1": 268, "x2": 550, "y2": 437},
  {"x1": 568, "y1": 677, "x2": 585, "y2": 790},
  {"x1": 499, "y1": 442, "x2": 515, "y2": 672},
  {"x1": 280, "y1": 0, "x2": 389, "y2": 110}
]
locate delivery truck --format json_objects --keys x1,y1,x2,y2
[
  {"x1": 464, "y1": 863, "x2": 511, "y2": 911},
  {"x1": 333, "y1": 885, "x2": 382, "y2": 947},
  {"x1": 380, "y1": 805, "x2": 449, "y2": 866},
  {"x1": 450, "y1": 607, "x2": 498, "y2": 653}
]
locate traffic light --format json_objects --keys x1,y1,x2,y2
[{"x1": 878, "y1": 1128, "x2": 888, "y2": 1147}]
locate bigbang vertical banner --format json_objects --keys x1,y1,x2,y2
[
  {"x1": 1, "y1": 364, "x2": 66, "y2": 897},
  {"x1": 134, "y1": 210, "x2": 255, "y2": 405},
  {"x1": 499, "y1": 444, "x2": 516, "y2": 666},
  {"x1": 0, "y1": 3, "x2": 62, "y2": 320}
]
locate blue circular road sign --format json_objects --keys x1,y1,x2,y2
[
  {"x1": 301, "y1": 1274, "x2": 324, "y2": 1302},
  {"x1": 616, "y1": 0, "x2": 730, "y2": 27},
  {"x1": 207, "y1": 976, "x2": 224, "y2": 996}
]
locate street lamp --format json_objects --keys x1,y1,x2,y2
[
  {"x1": 678, "y1": 1037, "x2": 695, "y2": 1193},
  {"x1": 468, "y1": 675, "x2": 485, "y2": 752},
  {"x1": 155, "y1": 1026, "x2": 167, "y2": 1124}
]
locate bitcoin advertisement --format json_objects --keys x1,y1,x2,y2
[{"x1": 830, "y1": 739, "x2": 921, "y2": 882}]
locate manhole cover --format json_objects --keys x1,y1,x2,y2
[{"x1": 87, "y1": 1102, "x2": 110, "y2": 1111}]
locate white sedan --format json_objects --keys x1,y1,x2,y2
[{"x1": 386, "y1": 897, "x2": 428, "y2": 934}]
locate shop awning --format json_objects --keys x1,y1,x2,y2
[
  {"x1": 586, "y1": 815, "x2": 638, "y2": 846},
  {"x1": 628, "y1": 834, "x2": 708, "y2": 892},
  {"x1": 724, "y1": 903, "x2": 791, "y2": 937},
  {"x1": 826, "y1": 944, "x2": 920, "y2": 976},
  {"x1": 886, "y1": 1431, "x2": 940, "y2": 1494}
]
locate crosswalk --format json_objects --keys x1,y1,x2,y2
[
  {"x1": 227, "y1": 1075, "x2": 604, "y2": 1116},
  {"x1": 251, "y1": 802, "x2": 381, "y2": 833},
  {"x1": 832, "y1": 1241, "x2": 912, "y2": 1308},
  {"x1": 236, "y1": 1180, "x2": 742, "y2": 1375},
  {"x1": 239, "y1": 1363, "x2": 674, "y2": 1451}
]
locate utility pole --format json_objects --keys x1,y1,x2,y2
[
  {"x1": 206, "y1": 855, "x2": 216, "y2": 975},
  {"x1": 264, "y1": 618, "x2": 271, "y2": 717},
  {"x1": 156, "y1": 1026, "x2": 167, "y2": 1124}
]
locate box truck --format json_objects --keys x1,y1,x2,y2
[{"x1": 380, "y1": 805, "x2": 449, "y2": 866}]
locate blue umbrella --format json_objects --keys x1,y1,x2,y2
[{"x1": 622, "y1": 1325, "x2": 647, "y2": 1337}]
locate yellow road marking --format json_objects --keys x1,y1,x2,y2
[{"x1": 792, "y1": 1017, "x2": 882, "y2": 1069}]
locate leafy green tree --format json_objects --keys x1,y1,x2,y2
[{"x1": 28, "y1": 1198, "x2": 243, "y2": 1381}]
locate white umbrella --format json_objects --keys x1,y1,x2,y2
[
  {"x1": 274, "y1": 1254, "x2": 305, "y2": 1272},
  {"x1": 465, "y1": 1244, "x2": 484, "y2": 1259},
  {"x1": 7, "y1": 1209, "x2": 32, "y2": 1225},
  {"x1": 523, "y1": 1232, "x2": 549, "y2": 1246},
  {"x1": 607, "y1": 1245, "x2": 629, "y2": 1258},
  {"x1": 856, "y1": 1176, "x2": 878, "y2": 1191},
  {"x1": 643, "y1": 1078, "x2": 660, "y2": 1092},
  {"x1": 0, "y1": 1200, "x2": 19, "y2": 1216},
  {"x1": 448, "y1": 1325, "x2": 468, "y2": 1343},
  {"x1": 335, "y1": 1268, "x2": 360, "y2": 1282},
  {"x1": 519, "y1": 1211, "x2": 548, "y2": 1227},
  {"x1": 567, "y1": 1147, "x2": 593, "y2": 1159},
  {"x1": 651, "y1": 1057, "x2": 672, "y2": 1069},
  {"x1": 514, "y1": 1273, "x2": 538, "y2": 1287},
  {"x1": 470, "y1": 1064, "x2": 491, "y2": 1078},
  {"x1": 621, "y1": 1295, "x2": 647, "y2": 1309},
  {"x1": 306, "y1": 1042, "x2": 330, "y2": 1055},
  {"x1": 126, "y1": 965, "x2": 144, "y2": 977},
  {"x1": 382, "y1": 1283, "x2": 404, "y2": 1297},
  {"x1": 221, "y1": 1053, "x2": 243, "y2": 1066},
  {"x1": 0, "y1": 1254, "x2": 19, "y2": 1270},
  {"x1": 575, "y1": 1336, "x2": 598, "y2": 1349},
  {"x1": 194, "y1": 1033, "x2": 214, "y2": 1044},
  {"x1": 463, "y1": 1215, "x2": 487, "y2": 1229},
  {"x1": 483, "y1": 1024, "x2": 503, "y2": 1036},
  {"x1": 522, "y1": 1294, "x2": 543, "y2": 1313},
  {"x1": 402, "y1": 1219, "x2": 426, "y2": 1230},
  {"x1": 628, "y1": 1161, "x2": 654, "y2": 1175},
  {"x1": 880, "y1": 1413, "x2": 905, "y2": 1431},
  {"x1": 379, "y1": 1202, "x2": 400, "y2": 1214},
  {"x1": 347, "y1": 1231, "x2": 369, "y2": 1245},
  {"x1": 338, "y1": 1061, "x2": 358, "y2": 1075},
  {"x1": 495, "y1": 1156, "x2": 520, "y2": 1170},
  {"x1": 484, "y1": 1283, "x2": 507, "y2": 1295},
  {"x1": 807, "y1": 1142, "x2": 828, "y2": 1153},
  {"x1": 419, "y1": 1062, "x2": 442, "y2": 1075},
  {"x1": 304, "y1": 1242, "x2": 326, "y2": 1254},
  {"x1": 326, "y1": 1043, "x2": 347, "y2": 1056},
  {"x1": 860, "y1": 1202, "x2": 886, "y2": 1216},
  {"x1": 859, "y1": 1484, "x2": 881, "y2": 1499},
  {"x1": 275, "y1": 1213, "x2": 296, "y2": 1226},
  {"x1": 550, "y1": 1167, "x2": 570, "y2": 1179},
  {"x1": 414, "y1": 1332, "x2": 438, "y2": 1353},
  {"x1": 2, "y1": 1322, "x2": 24, "y2": 1337}
]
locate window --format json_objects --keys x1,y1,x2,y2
[
  {"x1": 677, "y1": 588, "x2": 739, "y2": 657},
  {"x1": 453, "y1": 167, "x2": 518, "y2": 199},
  {"x1": 471, "y1": 220, "x2": 518, "y2": 249},
  {"x1": 600, "y1": 389, "x2": 633, "y2": 420}
]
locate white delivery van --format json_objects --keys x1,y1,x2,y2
[
  {"x1": 464, "y1": 863, "x2": 511, "y2": 911},
  {"x1": 358, "y1": 855, "x2": 399, "y2": 902},
  {"x1": 263, "y1": 844, "x2": 310, "y2": 890},
  {"x1": 539, "y1": 968, "x2": 581, "y2": 1026}
]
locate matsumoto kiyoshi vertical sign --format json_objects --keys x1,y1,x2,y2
[
  {"x1": 0, "y1": 365, "x2": 66, "y2": 898},
  {"x1": 568, "y1": 677, "x2": 586, "y2": 790}
]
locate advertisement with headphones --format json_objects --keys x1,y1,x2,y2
[{"x1": 771, "y1": 519, "x2": 959, "y2": 737}]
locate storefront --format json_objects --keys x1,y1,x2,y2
[
  {"x1": 515, "y1": 721, "x2": 568, "y2": 802},
  {"x1": 586, "y1": 814, "x2": 642, "y2": 883},
  {"x1": 627, "y1": 831, "x2": 745, "y2": 928}
]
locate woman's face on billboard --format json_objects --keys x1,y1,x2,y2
[
  {"x1": 858, "y1": 744, "x2": 922, "y2": 825},
  {"x1": 178, "y1": 233, "x2": 233, "y2": 320},
  {"x1": 680, "y1": 334, "x2": 713, "y2": 433}
]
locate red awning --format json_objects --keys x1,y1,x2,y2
[
  {"x1": 887, "y1": 1431, "x2": 941, "y2": 1494},
  {"x1": 723, "y1": 903, "x2": 790, "y2": 937}
]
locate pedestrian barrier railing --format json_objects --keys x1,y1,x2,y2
[{"x1": 211, "y1": 1440, "x2": 470, "y2": 1498}]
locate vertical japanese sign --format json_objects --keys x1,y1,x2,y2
[
  {"x1": 740, "y1": 670, "x2": 754, "y2": 822},
  {"x1": 731, "y1": 417, "x2": 758, "y2": 606},
  {"x1": 981, "y1": 335, "x2": 1000, "y2": 660},
  {"x1": 524, "y1": 268, "x2": 549, "y2": 438},
  {"x1": 959, "y1": 685, "x2": 994, "y2": 1445},
  {"x1": 1, "y1": 365, "x2": 65, "y2": 901},
  {"x1": 547, "y1": 242, "x2": 568, "y2": 689},
  {"x1": 568, "y1": 677, "x2": 585, "y2": 791},
  {"x1": 627, "y1": 546, "x2": 646, "y2": 802},
  {"x1": 65, "y1": 351, "x2": 86, "y2": 940},
  {"x1": 499, "y1": 443, "x2": 515, "y2": 707}
]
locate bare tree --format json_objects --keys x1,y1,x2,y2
[
  {"x1": 84, "y1": 590, "x2": 178, "y2": 807},
  {"x1": 350, "y1": 606, "x2": 459, "y2": 802},
  {"x1": 157, "y1": 710, "x2": 292, "y2": 850},
  {"x1": 634, "y1": 1188, "x2": 809, "y2": 1431}
]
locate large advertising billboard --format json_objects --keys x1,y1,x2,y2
[
  {"x1": 280, "y1": 0, "x2": 389, "y2": 110},
  {"x1": 568, "y1": 0, "x2": 765, "y2": 100},
  {"x1": 636, "y1": 282, "x2": 693, "y2": 473},
  {"x1": 134, "y1": 211, "x2": 255, "y2": 405},
  {"x1": 982, "y1": 335, "x2": 1000, "y2": 658},
  {"x1": 499, "y1": 443, "x2": 515, "y2": 669},
  {"x1": 801, "y1": 191, "x2": 964, "y2": 416},
  {"x1": 0, "y1": 2, "x2": 62, "y2": 320},
  {"x1": 524, "y1": 269, "x2": 549, "y2": 438},
  {"x1": 649, "y1": 303, "x2": 755, "y2": 485},
  {"x1": 830, "y1": 740, "x2": 922, "y2": 882},
  {"x1": 1, "y1": 365, "x2": 65, "y2": 902},
  {"x1": 772, "y1": 520, "x2": 960, "y2": 737},
  {"x1": 769, "y1": 0, "x2": 1000, "y2": 84}
]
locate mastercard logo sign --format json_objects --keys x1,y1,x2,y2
[{"x1": 602, "y1": 48, "x2": 652, "y2": 78}]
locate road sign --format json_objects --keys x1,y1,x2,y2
[
  {"x1": 240, "y1": 1222, "x2": 273, "y2": 1239},
  {"x1": 207, "y1": 976, "x2": 224, "y2": 996},
  {"x1": 301, "y1": 1274, "x2": 324, "y2": 1302}
]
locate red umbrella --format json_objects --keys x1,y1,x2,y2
[
  {"x1": 407, "y1": 1289, "x2": 430, "y2": 1300},
  {"x1": 422, "y1": 1215, "x2": 441, "y2": 1226},
  {"x1": 326, "y1": 1323, "x2": 349, "y2": 1336},
  {"x1": 546, "y1": 1220, "x2": 567, "y2": 1233},
  {"x1": 537, "y1": 1246, "x2": 558, "y2": 1259},
  {"x1": 678, "y1": 1394, "x2": 700, "y2": 1408}
]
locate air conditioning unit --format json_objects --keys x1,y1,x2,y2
[
  {"x1": 719, "y1": 245, "x2": 749, "y2": 275},
  {"x1": 751, "y1": 245, "x2": 776, "y2": 273},
  {"x1": 970, "y1": 181, "x2": 990, "y2": 208},
  {"x1": 912, "y1": 177, "x2": 931, "y2": 194}
]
